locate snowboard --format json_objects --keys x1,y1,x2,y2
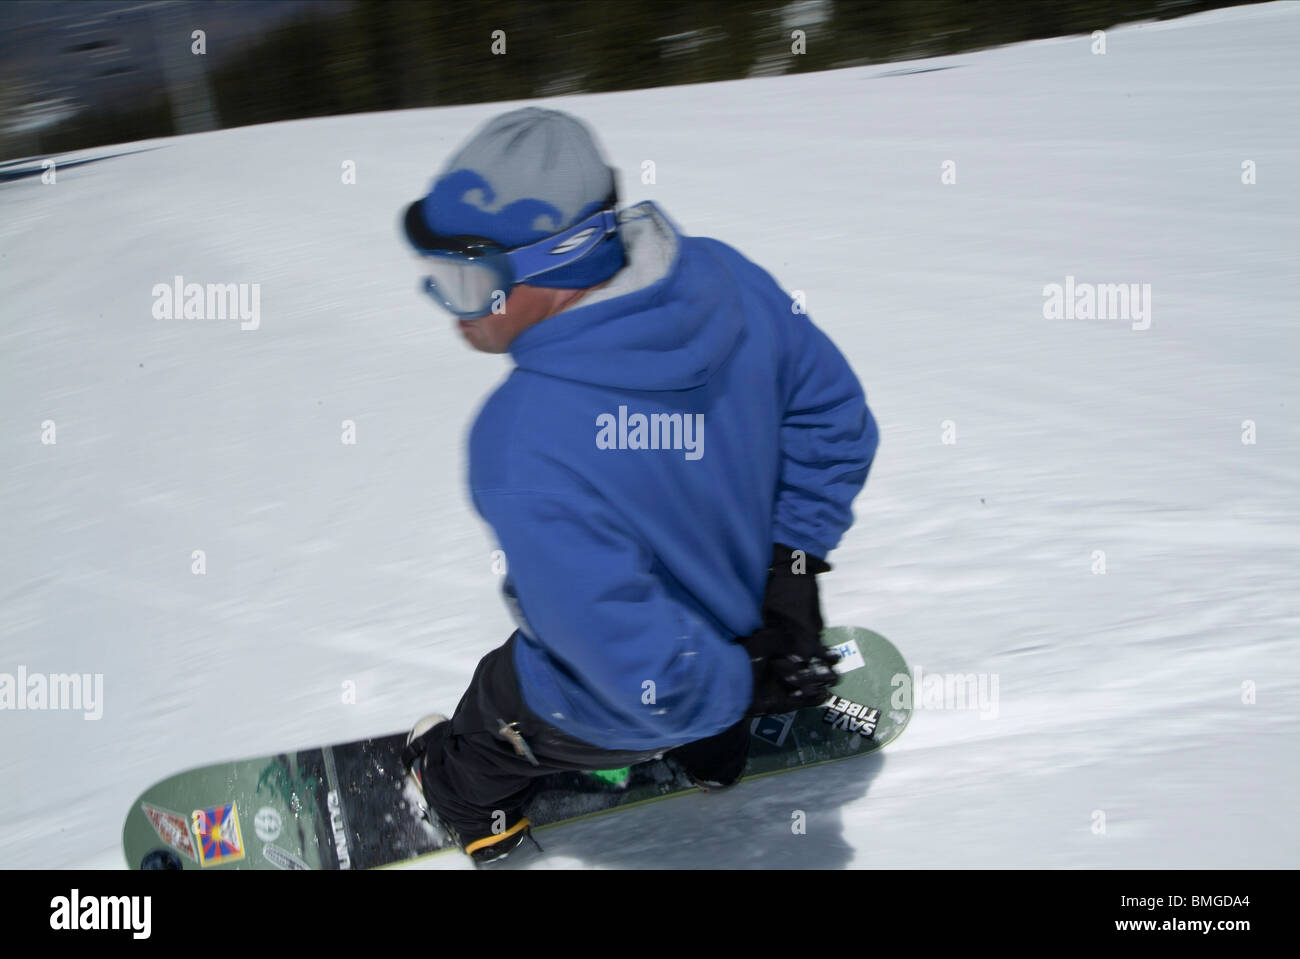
[{"x1": 123, "y1": 626, "x2": 909, "y2": 870}]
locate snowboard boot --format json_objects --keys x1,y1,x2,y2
[
  {"x1": 669, "y1": 718, "x2": 751, "y2": 792},
  {"x1": 401, "y1": 713, "x2": 541, "y2": 867}
]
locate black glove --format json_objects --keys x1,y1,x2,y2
[{"x1": 739, "y1": 544, "x2": 840, "y2": 716}]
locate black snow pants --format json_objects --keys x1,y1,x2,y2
[{"x1": 417, "y1": 631, "x2": 749, "y2": 843}]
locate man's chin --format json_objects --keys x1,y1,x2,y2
[{"x1": 457, "y1": 320, "x2": 506, "y2": 353}]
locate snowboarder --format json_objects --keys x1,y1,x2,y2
[{"x1": 399, "y1": 107, "x2": 878, "y2": 864}]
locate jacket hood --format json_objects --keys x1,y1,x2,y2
[{"x1": 507, "y1": 201, "x2": 744, "y2": 392}]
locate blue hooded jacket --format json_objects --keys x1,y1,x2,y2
[{"x1": 469, "y1": 201, "x2": 878, "y2": 751}]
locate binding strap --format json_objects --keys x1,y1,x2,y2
[
  {"x1": 401, "y1": 727, "x2": 437, "y2": 772},
  {"x1": 464, "y1": 817, "x2": 532, "y2": 857}
]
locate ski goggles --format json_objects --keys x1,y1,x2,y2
[{"x1": 404, "y1": 194, "x2": 619, "y2": 318}]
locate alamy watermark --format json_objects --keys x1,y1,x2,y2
[
  {"x1": 50, "y1": 890, "x2": 149, "y2": 938},
  {"x1": 891, "y1": 665, "x2": 999, "y2": 720},
  {"x1": 1043, "y1": 275, "x2": 1151, "y2": 330},
  {"x1": 0, "y1": 667, "x2": 103, "y2": 720},
  {"x1": 152, "y1": 275, "x2": 261, "y2": 330},
  {"x1": 596, "y1": 406, "x2": 704, "y2": 460}
]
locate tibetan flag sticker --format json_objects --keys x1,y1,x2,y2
[{"x1": 192, "y1": 802, "x2": 245, "y2": 866}]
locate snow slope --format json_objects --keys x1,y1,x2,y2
[{"x1": 1, "y1": 2, "x2": 1296, "y2": 868}]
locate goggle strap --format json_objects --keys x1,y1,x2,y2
[{"x1": 511, "y1": 208, "x2": 619, "y2": 282}]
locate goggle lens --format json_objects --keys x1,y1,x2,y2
[{"x1": 422, "y1": 257, "x2": 505, "y2": 316}]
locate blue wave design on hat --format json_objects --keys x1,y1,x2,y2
[{"x1": 422, "y1": 169, "x2": 571, "y2": 248}]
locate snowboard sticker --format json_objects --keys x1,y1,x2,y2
[{"x1": 192, "y1": 801, "x2": 245, "y2": 866}]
